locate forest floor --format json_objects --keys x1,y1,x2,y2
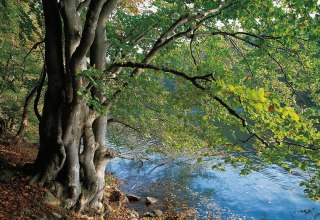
[
  {"x1": 0, "y1": 140, "x2": 66, "y2": 219},
  {"x1": 0, "y1": 137, "x2": 136, "y2": 220},
  {"x1": 0, "y1": 135, "x2": 195, "y2": 220}
]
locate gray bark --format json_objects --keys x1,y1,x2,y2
[{"x1": 32, "y1": 0, "x2": 117, "y2": 213}]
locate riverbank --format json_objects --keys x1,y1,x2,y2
[{"x1": 0, "y1": 138, "x2": 195, "y2": 219}]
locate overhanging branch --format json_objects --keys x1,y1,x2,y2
[
  {"x1": 108, "y1": 62, "x2": 247, "y2": 129},
  {"x1": 107, "y1": 118, "x2": 139, "y2": 132},
  {"x1": 110, "y1": 61, "x2": 215, "y2": 89}
]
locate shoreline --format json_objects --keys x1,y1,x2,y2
[{"x1": 0, "y1": 141, "x2": 196, "y2": 219}]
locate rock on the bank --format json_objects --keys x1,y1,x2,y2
[{"x1": 145, "y1": 196, "x2": 158, "y2": 206}]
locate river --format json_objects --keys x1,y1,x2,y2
[{"x1": 105, "y1": 133, "x2": 320, "y2": 219}]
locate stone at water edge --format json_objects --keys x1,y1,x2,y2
[
  {"x1": 143, "y1": 212, "x2": 156, "y2": 217},
  {"x1": 128, "y1": 209, "x2": 139, "y2": 219},
  {"x1": 146, "y1": 197, "x2": 158, "y2": 206},
  {"x1": 109, "y1": 190, "x2": 129, "y2": 206},
  {"x1": 126, "y1": 194, "x2": 141, "y2": 202},
  {"x1": 152, "y1": 209, "x2": 163, "y2": 217}
]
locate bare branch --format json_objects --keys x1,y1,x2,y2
[
  {"x1": 234, "y1": 134, "x2": 255, "y2": 146},
  {"x1": 211, "y1": 95, "x2": 247, "y2": 127},
  {"x1": 22, "y1": 39, "x2": 45, "y2": 80},
  {"x1": 11, "y1": 86, "x2": 38, "y2": 145},
  {"x1": 23, "y1": 39, "x2": 45, "y2": 61},
  {"x1": 110, "y1": 61, "x2": 215, "y2": 89},
  {"x1": 107, "y1": 118, "x2": 139, "y2": 132},
  {"x1": 189, "y1": 34, "x2": 198, "y2": 66}
]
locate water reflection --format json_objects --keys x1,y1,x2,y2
[{"x1": 106, "y1": 139, "x2": 320, "y2": 219}]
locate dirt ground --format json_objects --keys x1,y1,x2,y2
[
  {"x1": 0, "y1": 137, "x2": 197, "y2": 220},
  {"x1": 0, "y1": 141, "x2": 128, "y2": 220},
  {"x1": 0, "y1": 141, "x2": 64, "y2": 219}
]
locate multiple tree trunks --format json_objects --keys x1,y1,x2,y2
[{"x1": 30, "y1": 0, "x2": 117, "y2": 212}]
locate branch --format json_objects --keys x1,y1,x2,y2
[
  {"x1": 109, "y1": 62, "x2": 248, "y2": 128},
  {"x1": 271, "y1": 139, "x2": 319, "y2": 151},
  {"x1": 71, "y1": 0, "x2": 107, "y2": 68},
  {"x1": 265, "y1": 50, "x2": 306, "y2": 106},
  {"x1": 77, "y1": 0, "x2": 91, "y2": 13},
  {"x1": 211, "y1": 95, "x2": 247, "y2": 127},
  {"x1": 128, "y1": 14, "x2": 191, "y2": 77},
  {"x1": 34, "y1": 65, "x2": 46, "y2": 121},
  {"x1": 11, "y1": 86, "x2": 38, "y2": 145},
  {"x1": 107, "y1": 118, "x2": 139, "y2": 132},
  {"x1": 228, "y1": 38, "x2": 254, "y2": 77},
  {"x1": 70, "y1": 0, "x2": 108, "y2": 102},
  {"x1": 189, "y1": 33, "x2": 198, "y2": 66},
  {"x1": 106, "y1": 2, "x2": 239, "y2": 108},
  {"x1": 109, "y1": 20, "x2": 161, "y2": 75},
  {"x1": 234, "y1": 134, "x2": 255, "y2": 145},
  {"x1": 23, "y1": 39, "x2": 45, "y2": 61},
  {"x1": 233, "y1": 126, "x2": 319, "y2": 151},
  {"x1": 22, "y1": 39, "x2": 45, "y2": 79},
  {"x1": 98, "y1": 0, "x2": 118, "y2": 25},
  {"x1": 129, "y1": 1, "x2": 236, "y2": 77},
  {"x1": 110, "y1": 61, "x2": 215, "y2": 89}
]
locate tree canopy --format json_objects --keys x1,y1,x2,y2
[
  {"x1": 96, "y1": 0, "x2": 320, "y2": 200},
  {"x1": 1, "y1": 0, "x2": 319, "y2": 206}
]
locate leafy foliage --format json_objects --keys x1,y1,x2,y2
[
  {"x1": 91, "y1": 0, "x2": 320, "y2": 199},
  {"x1": 0, "y1": 0, "x2": 43, "y2": 140}
]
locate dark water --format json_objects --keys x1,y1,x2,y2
[{"x1": 106, "y1": 139, "x2": 320, "y2": 219}]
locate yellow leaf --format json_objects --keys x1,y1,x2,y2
[
  {"x1": 272, "y1": 98, "x2": 280, "y2": 107},
  {"x1": 258, "y1": 88, "x2": 267, "y2": 102},
  {"x1": 256, "y1": 103, "x2": 263, "y2": 110},
  {"x1": 290, "y1": 112, "x2": 300, "y2": 121}
]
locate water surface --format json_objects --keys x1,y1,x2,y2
[{"x1": 106, "y1": 138, "x2": 320, "y2": 219}]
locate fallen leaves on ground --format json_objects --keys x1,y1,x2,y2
[
  {"x1": 0, "y1": 143, "x2": 67, "y2": 219},
  {"x1": 0, "y1": 140, "x2": 197, "y2": 219}
]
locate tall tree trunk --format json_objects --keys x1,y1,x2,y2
[
  {"x1": 88, "y1": 0, "x2": 117, "y2": 210},
  {"x1": 31, "y1": 0, "x2": 118, "y2": 213}
]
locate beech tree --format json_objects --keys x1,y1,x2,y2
[{"x1": 13, "y1": 0, "x2": 319, "y2": 212}]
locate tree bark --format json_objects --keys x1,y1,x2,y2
[
  {"x1": 31, "y1": 0, "x2": 117, "y2": 213},
  {"x1": 87, "y1": 0, "x2": 118, "y2": 210}
]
